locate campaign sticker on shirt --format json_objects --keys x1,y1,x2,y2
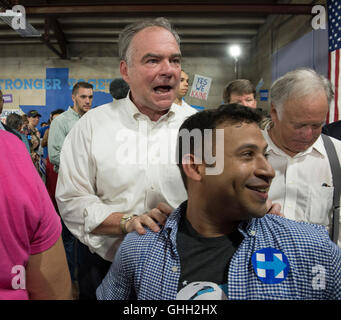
[
  {"x1": 176, "y1": 281, "x2": 228, "y2": 300},
  {"x1": 251, "y1": 248, "x2": 290, "y2": 284}
]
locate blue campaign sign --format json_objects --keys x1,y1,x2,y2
[
  {"x1": 259, "y1": 89, "x2": 269, "y2": 101},
  {"x1": 7, "y1": 68, "x2": 114, "y2": 126},
  {"x1": 251, "y1": 247, "x2": 290, "y2": 284}
]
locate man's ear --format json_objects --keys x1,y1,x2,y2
[
  {"x1": 71, "y1": 94, "x2": 76, "y2": 105},
  {"x1": 120, "y1": 60, "x2": 129, "y2": 83},
  {"x1": 182, "y1": 153, "x2": 205, "y2": 183},
  {"x1": 270, "y1": 103, "x2": 278, "y2": 122}
]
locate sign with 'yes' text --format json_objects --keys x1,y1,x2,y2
[{"x1": 189, "y1": 74, "x2": 212, "y2": 101}]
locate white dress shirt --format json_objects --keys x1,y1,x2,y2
[
  {"x1": 56, "y1": 96, "x2": 196, "y2": 261},
  {"x1": 174, "y1": 99, "x2": 194, "y2": 110},
  {"x1": 262, "y1": 128, "x2": 341, "y2": 246}
]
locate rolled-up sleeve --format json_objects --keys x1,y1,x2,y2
[
  {"x1": 55, "y1": 116, "x2": 116, "y2": 253},
  {"x1": 48, "y1": 118, "x2": 64, "y2": 169}
]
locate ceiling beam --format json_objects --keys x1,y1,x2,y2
[
  {"x1": 41, "y1": 16, "x2": 67, "y2": 59},
  {"x1": 25, "y1": 4, "x2": 315, "y2": 15},
  {"x1": 0, "y1": 38, "x2": 252, "y2": 45},
  {"x1": 58, "y1": 16, "x2": 267, "y2": 25},
  {"x1": 52, "y1": 17, "x2": 68, "y2": 58},
  {"x1": 60, "y1": 27, "x2": 257, "y2": 36},
  {"x1": 0, "y1": 36, "x2": 252, "y2": 44},
  {"x1": 12, "y1": 16, "x2": 266, "y2": 26}
]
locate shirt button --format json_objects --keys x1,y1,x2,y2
[
  {"x1": 171, "y1": 266, "x2": 178, "y2": 272},
  {"x1": 250, "y1": 230, "x2": 256, "y2": 236}
]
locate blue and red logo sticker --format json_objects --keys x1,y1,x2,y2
[{"x1": 251, "y1": 248, "x2": 290, "y2": 284}]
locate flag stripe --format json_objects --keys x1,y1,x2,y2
[
  {"x1": 327, "y1": 51, "x2": 333, "y2": 123},
  {"x1": 327, "y1": 51, "x2": 330, "y2": 123},
  {"x1": 334, "y1": 49, "x2": 339, "y2": 122},
  {"x1": 328, "y1": 45, "x2": 340, "y2": 124},
  {"x1": 327, "y1": 0, "x2": 341, "y2": 124}
]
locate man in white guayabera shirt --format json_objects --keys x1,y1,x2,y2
[
  {"x1": 263, "y1": 68, "x2": 341, "y2": 247},
  {"x1": 55, "y1": 17, "x2": 196, "y2": 299}
]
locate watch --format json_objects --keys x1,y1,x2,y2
[{"x1": 120, "y1": 213, "x2": 138, "y2": 234}]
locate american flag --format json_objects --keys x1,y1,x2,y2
[{"x1": 327, "y1": 0, "x2": 341, "y2": 123}]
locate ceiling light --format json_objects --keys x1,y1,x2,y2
[{"x1": 228, "y1": 45, "x2": 241, "y2": 59}]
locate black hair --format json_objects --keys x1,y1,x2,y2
[
  {"x1": 109, "y1": 78, "x2": 130, "y2": 100},
  {"x1": 50, "y1": 108, "x2": 65, "y2": 118}
]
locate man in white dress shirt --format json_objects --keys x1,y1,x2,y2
[
  {"x1": 56, "y1": 18, "x2": 196, "y2": 299},
  {"x1": 263, "y1": 68, "x2": 341, "y2": 246}
]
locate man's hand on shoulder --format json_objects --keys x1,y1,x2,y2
[
  {"x1": 125, "y1": 202, "x2": 173, "y2": 235},
  {"x1": 266, "y1": 199, "x2": 283, "y2": 217}
]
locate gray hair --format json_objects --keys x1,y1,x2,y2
[
  {"x1": 6, "y1": 112, "x2": 23, "y2": 131},
  {"x1": 118, "y1": 17, "x2": 181, "y2": 65},
  {"x1": 270, "y1": 68, "x2": 334, "y2": 119}
]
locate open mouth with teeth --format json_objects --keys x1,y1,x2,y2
[
  {"x1": 154, "y1": 85, "x2": 173, "y2": 94},
  {"x1": 247, "y1": 186, "x2": 268, "y2": 193},
  {"x1": 246, "y1": 185, "x2": 269, "y2": 201}
]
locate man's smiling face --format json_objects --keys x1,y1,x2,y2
[{"x1": 202, "y1": 122, "x2": 275, "y2": 222}]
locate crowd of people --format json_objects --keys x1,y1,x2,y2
[{"x1": 1, "y1": 17, "x2": 341, "y2": 301}]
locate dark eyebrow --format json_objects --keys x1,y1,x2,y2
[
  {"x1": 235, "y1": 144, "x2": 258, "y2": 152},
  {"x1": 141, "y1": 53, "x2": 160, "y2": 61},
  {"x1": 141, "y1": 53, "x2": 182, "y2": 62},
  {"x1": 171, "y1": 53, "x2": 182, "y2": 59},
  {"x1": 235, "y1": 143, "x2": 268, "y2": 153}
]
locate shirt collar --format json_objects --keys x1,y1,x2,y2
[
  {"x1": 166, "y1": 103, "x2": 177, "y2": 121},
  {"x1": 161, "y1": 201, "x2": 186, "y2": 245},
  {"x1": 69, "y1": 106, "x2": 82, "y2": 119},
  {"x1": 123, "y1": 91, "x2": 175, "y2": 123},
  {"x1": 263, "y1": 125, "x2": 326, "y2": 159},
  {"x1": 312, "y1": 135, "x2": 328, "y2": 158}
]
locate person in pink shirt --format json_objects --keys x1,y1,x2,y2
[{"x1": 0, "y1": 130, "x2": 72, "y2": 300}]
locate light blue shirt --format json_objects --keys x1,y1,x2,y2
[{"x1": 48, "y1": 107, "x2": 81, "y2": 172}]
